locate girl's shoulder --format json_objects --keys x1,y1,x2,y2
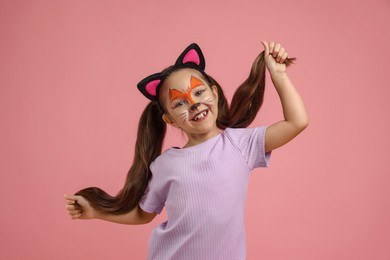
[{"x1": 224, "y1": 126, "x2": 267, "y2": 139}]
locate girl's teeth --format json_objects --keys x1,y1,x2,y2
[{"x1": 194, "y1": 111, "x2": 207, "y2": 121}]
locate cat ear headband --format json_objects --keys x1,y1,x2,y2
[{"x1": 137, "y1": 43, "x2": 206, "y2": 102}]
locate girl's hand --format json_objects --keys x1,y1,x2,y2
[
  {"x1": 261, "y1": 41, "x2": 290, "y2": 75},
  {"x1": 64, "y1": 194, "x2": 96, "y2": 220}
]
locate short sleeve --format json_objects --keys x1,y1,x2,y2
[
  {"x1": 225, "y1": 126, "x2": 271, "y2": 170},
  {"x1": 138, "y1": 164, "x2": 165, "y2": 214}
]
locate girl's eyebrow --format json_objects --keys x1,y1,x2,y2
[{"x1": 169, "y1": 76, "x2": 204, "y2": 101}]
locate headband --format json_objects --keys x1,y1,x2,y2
[{"x1": 137, "y1": 43, "x2": 206, "y2": 102}]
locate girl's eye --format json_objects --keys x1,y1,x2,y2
[
  {"x1": 195, "y1": 89, "x2": 206, "y2": 96},
  {"x1": 174, "y1": 101, "x2": 185, "y2": 108}
]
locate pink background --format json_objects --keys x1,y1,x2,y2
[{"x1": 1, "y1": 0, "x2": 389, "y2": 259}]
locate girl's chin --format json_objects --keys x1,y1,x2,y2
[{"x1": 189, "y1": 119, "x2": 218, "y2": 133}]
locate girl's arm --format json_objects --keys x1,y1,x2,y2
[
  {"x1": 65, "y1": 195, "x2": 157, "y2": 225},
  {"x1": 261, "y1": 41, "x2": 309, "y2": 153}
]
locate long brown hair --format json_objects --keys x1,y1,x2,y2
[{"x1": 75, "y1": 51, "x2": 295, "y2": 214}]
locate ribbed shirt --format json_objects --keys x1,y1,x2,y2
[{"x1": 139, "y1": 126, "x2": 271, "y2": 260}]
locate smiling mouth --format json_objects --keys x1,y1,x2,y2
[{"x1": 192, "y1": 110, "x2": 209, "y2": 121}]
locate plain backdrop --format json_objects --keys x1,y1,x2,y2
[{"x1": 1, "y1": 0, "x2": 389, "y2": 259}]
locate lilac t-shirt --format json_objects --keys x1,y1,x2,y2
[{"x1": 139, "y1": 126, "x2": 271, "y2": 260}]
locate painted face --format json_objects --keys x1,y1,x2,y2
[{"x1": 162, "y1": 69, "x2": 218, "y2": 126}]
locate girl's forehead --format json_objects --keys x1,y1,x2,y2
[{"x1": 165, "y1": 69, "x2": 205, "y2": 91}]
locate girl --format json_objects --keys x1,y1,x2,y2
[{"x1": 65, "y1": 41, "x2": 308, "y2": 259}]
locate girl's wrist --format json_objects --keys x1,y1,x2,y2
[
  {"x1": 93, "y1": 209, "x2": 104, "y2": 220},
  {"x1": 270, "y1": 71, "x2": 289, "y2": 84},
  {"x1": 270, "y1": 71, "x2": 288, "y2": 80}
]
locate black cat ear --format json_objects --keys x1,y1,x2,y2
[
  {"x1": 137, "y1": 43, "x2": 206, "y2": 101},
  {"x1": 175, "y1": 43, "x2": 205, "y2": 70},
  {"x1": 137, "y1": 73, "x2": 164, "y2": 101}
]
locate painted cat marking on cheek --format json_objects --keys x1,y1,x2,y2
[
  {"x1": 177, "y1": 111, "x2": 188, "y2": 123},
  {"x1": 169, "y1": 76, "x2": 204, "y2": 105}
]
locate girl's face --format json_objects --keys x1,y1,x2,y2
[{"x1": 160, "y1": 68, "x2": 219, "y2": 137}]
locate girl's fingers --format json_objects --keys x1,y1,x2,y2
[
  {"x1": 66, "y1": 202, "x2": 81, "y2": 213},
  {"x1": 68, "y1": 209, "x2": 81, "y2": 215},
  {"x1": 65, "y1": 199, "x2": 75, "y2": 205},
  {"x1": 65, "y1": 196, "x2": 81, "y2": 212},
  {"x1": 280, "y1": 52, "x2": 289, "y2": 63},
  {"x1": 276, "y1": 47, "x2": 285, "y2": 62},
  {"x1": 71, "y1": 213, "x2": 82, "y2": 219},
  {"x1": 64, "y1": 194, "x2": 81, "y2": 201},
  {"x1": 273, "y1": 43, "x2": 281, "y2": 57},
  {"x1": 64, "y1": 195, "x2": 83, "y2": 208},
  {"x1": 262, "y1": 41, "x2": 289, "y2": 62},
  {"x1": 269, "y1": 42, "x2": 275, "y2": 54},
  {"x1": 64, "y1": 194, "x2": 85, "y2": 219},
  {"x1": 69, "y1": 209, "x2": 82, "y2": 219},
  {"x1": 66, "y1": 203, "x2": 81, "y2": 210},
  {"x1": 65, "y1": 201, "x2": 79, "y2": 211},
  {"x1": 66, "y1": 204, "x2": 75, "y2": 210},
  {"x1": 261, "y1": 41, "x2": 269, "y2": 55}
]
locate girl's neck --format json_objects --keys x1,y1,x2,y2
[{"x1": 183, "y1": 127, "x2": 221, "y2": 148}]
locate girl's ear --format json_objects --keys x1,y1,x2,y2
[
  {"x1": 162, "y1": 114, "x2": 178, "y2": 127},
  {"x1": 137, "y1": 73, "x2": 164, "y2": 101},
  {"x1": 162, "y1": 114, "x2": 171, "y2": 124},
  {"x1": 211, "y1": 85, "x2": 218, "y2": 99},
  {"x1": 175, "y1": 43, "x2": 205, "y2": 71}
]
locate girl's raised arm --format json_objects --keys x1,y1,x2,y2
[
  {"x1": 261, "y1": 41, "x2": 309, "y2": 153},
  {"x1": 64, "y1": 195, "x2": 157, "y2": 225}
]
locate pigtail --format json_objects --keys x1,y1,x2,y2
[
  {"x1": 229, "y1": 51, "x2": 296, "y2": 128},
  {"x1": 75, "y1": 101, "x2": 166, "y2": 214}
]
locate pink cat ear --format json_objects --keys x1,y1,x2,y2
[
  {"x1": 145, "y1": 79, "x2": 161, "y2": 97},
  {"x1": 183, "y1": 49, "x2": 200, "y2": 65},
  {"x1": 137, "y1": 73, "x2": 163, "y2": 101},
  {"x1": 175, "y1": 43, "x2": 205, "y2": 70}
]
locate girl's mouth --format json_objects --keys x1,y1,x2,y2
[{"x1": 191, "y1": 110, "x2": 209, "y2": 121}]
